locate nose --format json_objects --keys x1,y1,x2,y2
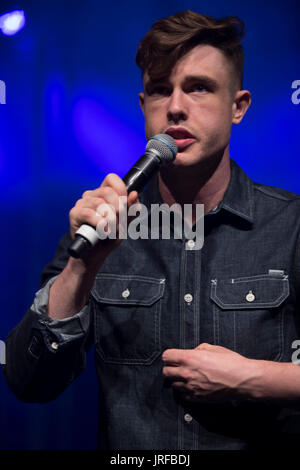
[{"x1": 167, "y1": 89, "x2": 187, "y2": 124}]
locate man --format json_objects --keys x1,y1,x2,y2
[{"x1": 3, "y1": 10, "x2": 300, "y2": 449}]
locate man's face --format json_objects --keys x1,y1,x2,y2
[{"x1": 139, "y1": 44, "x2": 250, "y2": 168}]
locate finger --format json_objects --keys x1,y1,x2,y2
[
  {"x1": 76, "y1": 196, "x2": 107, "y2": 210},
  {"x1": 82, "y1": 174, "x2": 127, "y2": 200},
  {"x1": 127, "y1": 191, "x2": 139, "y2": 207},
  {"x1": 82, "y1": 187, "x2": 120, "y2": 208},
  {"x1": 162, "y1": 349, "x2": 190, "y2": 365},
  {"x1": 95, "y1": 193, "x2": 120, "y2": 217},
  {"x1": 69, "y1": 206, "x2": 103, "y2": 232},
  {"x1": 101, "y1": 173, "x2": 128, "y2": 197},
  {"x1": 171, "y1": 381, "x2": 189, "y2": 392},
  {"x1": 162, "y1": 366, "x2": 185, "y2": 381}
]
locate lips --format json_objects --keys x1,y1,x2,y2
[{"x1": 165, "y1": 127, "x2": 196, "y2": 151}]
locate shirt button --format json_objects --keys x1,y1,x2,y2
[
  {"x1": 184, "y1": 413, "x2": 193, "y2": 423},
  {"x1": 186, "y1": 239, "x2": 195, "y2": 249},
  {"x1": 246, "y1": 291, "x2": 255, "y2": 302},
  {"x1": 122, "y1": 289, "x2": 130, "y2": 298},
  {"x1": 51, "y1": 342, "x2": 59, "y2": 350},
  {"x1": 184, "y1": 293, "x2": 193, "y2": 303}
]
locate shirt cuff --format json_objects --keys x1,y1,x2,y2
[{"x1": 30, "y1": 276, "x2": 90, "y2": 343}]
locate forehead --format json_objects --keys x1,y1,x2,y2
[{"x1": 143, "y1": 44, "x2": 232, "y2": 86}]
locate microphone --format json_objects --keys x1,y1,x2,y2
[{"x1": 68, "y1": 133, "x2": 177, "y2": 258}]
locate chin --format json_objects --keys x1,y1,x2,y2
[{"x1": 171, "y1": 152, "x2": 204, "y2": 167}]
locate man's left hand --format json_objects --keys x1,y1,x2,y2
[{"x1": 162, "y1": 343, "x2": 258, "y2": 403}]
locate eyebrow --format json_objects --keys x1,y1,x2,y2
[
  {"x1": 183, "y1": 75, "x2": 219, "y2": 89},
  {"x1": 144, "y1": 74, "x2": 219, "y2": 93}
]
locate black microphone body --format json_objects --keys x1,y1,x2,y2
[
  {"x1": 68, "y1": 134, "x2": 177, "y2": 259},
  {"x1": 123, "y1": 148, "x2": 164, "y2": 193}
]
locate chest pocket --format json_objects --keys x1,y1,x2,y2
[
  {"x1": 210, "y1": 273, "x2": 289, "y2": 361},
  {"x1": 90, "y1": 274, "x2": 165, "y2": 365}
]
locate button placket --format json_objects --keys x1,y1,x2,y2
[
  {"x1": 184, "y1": 413, "x2": 193, "y2": 423},
  {"x1": 186, "y1": 239, "x2": 195, "y2": 250},
  {"x1": 184, "y1": 293, "x2": 193, "y2": 304}
]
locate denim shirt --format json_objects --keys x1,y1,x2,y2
[{"x1": 3, "y1": 158, "x2": 300, "y2": 449}]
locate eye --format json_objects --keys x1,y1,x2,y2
[
  {"x1": 190, "y1": 84, "x2": 208, "y2": 93},
  {"x1": 147, "y1": 85, "x2": 170, "y2": 96}
]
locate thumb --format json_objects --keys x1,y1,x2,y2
[
  {"x1": 127, "y1": 191, "x2": 142, "y2": 213},
  {"x1": 127, "y1": 190, "x2": 140, "y2": 207}
]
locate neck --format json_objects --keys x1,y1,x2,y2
[{"x1": 158, "y1": 151, "x2": 231, "y2": 215}]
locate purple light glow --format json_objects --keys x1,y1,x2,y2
[
  {"x1": 73, "y1": 98, "x2": 145, "y2": 176},
  {"x1": 0, "y1": 145, "x2": 3, "y2": 173},
  {"x1": 0, "y1": 10, "x2": 26, "y2": 36}
]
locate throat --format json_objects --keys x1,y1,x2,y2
[{"x1": 158, "y1": 154, "x2": 231, "y2": 215}]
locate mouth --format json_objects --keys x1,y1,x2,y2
[{"x1": 165, "y1": 127, "x2": 197, "y2": 152}]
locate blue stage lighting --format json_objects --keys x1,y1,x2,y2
[{"x1": 0, "y1": 10, "x2": 26, "y2": 36}]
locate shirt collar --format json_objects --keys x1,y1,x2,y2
[
  {"x1": 218, "y1": 158, "x2": 254, "y2": 223},
  {"x1": 139, "y1": 158, "x2": 254, "y2": 224}
]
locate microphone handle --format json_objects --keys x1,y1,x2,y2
[
  {"x1": 122, "y1": 149, "x2": 160, "y2": 192},
  {"x1": 68, "y1": 150, "x2": 161, "y2": 259}
]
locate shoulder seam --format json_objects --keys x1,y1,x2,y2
[{"x1": 254, "y1": 184, "x2": 300, "y2": 202}]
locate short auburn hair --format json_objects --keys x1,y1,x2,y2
[{"x1": 136, "y1": 10, "x2": 245, "y2": 90}]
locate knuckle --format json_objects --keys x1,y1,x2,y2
[
  {"x1": 199, "y1": 351, "x2": 209, "y2": 364},
  {"x1": 104, "y1": 173, "x2": 127, "y2": 196},
  {"x1": 75, "y1": 198, "x2": 84, "y2": 207},
  {"x1": 80, "y1": 207, "x2": 94, "y2": 218},
  {"x1": 82, "y1": 190, "x2": 91, "y2": 198},
  {"x1": 183, "y1": 351, "x2": 194, "y2": 364},
  {"x1": 69, "y1": 206, "x2": 78, "y2": 219},
  {"x1": 102, "y1": 173, "x2": 117, "y2": 187},
  {"x1": 181, "y1": 368, "x2": 192, "y2": 382},
  {"x1": 105, "y1": 172, "x2": 116, "y2": 180},
  {"x1": 100, "y1": 186, "x2": 117, "y2": 201},
  {"x1": 197, "y1": 343, "x2": 210, "y2": 350}
]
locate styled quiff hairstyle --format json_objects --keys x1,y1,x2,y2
[{"x1": 136, "y1": 10, "x2": 245, "y2": 90}]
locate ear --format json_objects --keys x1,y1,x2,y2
[
  {"x1": 232, "y1": 89, "x2": 251, "y2": 124},
  {"x1": 139, "y1": 92, "x2": 145, "y2": 114}
]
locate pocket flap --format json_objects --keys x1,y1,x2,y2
[
  {"x1": 91, "y1": 274, "x2": 165, "y2": 306},
  {"x1": 210, "y1": 274, "x2": 289, "y2": 309}
]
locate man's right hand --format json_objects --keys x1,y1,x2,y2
[
  {"x1": 47, "y1": 174, "x2": 138, "y2": 320},
  {"x1": 68, "y1": 173, "x2": 138, "y2": 269}
]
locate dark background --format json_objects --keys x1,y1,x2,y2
[{"x1": 0, "y1": 0, "x2": 299, "y2": 449}]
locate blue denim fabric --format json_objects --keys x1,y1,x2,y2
[{"x1": 3, "y1": 158, "x2": 300, "y2": 449}]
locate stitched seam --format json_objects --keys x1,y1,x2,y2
[
  {"x1": 233, "y1": 311, "x2": 236, "y2": 351},
  {"x1": 254, "y1": 184, "x2": 300, "y2": 202},
  {"x1": 212, "y1": 282, "x2": 289, "y2": 309},
  {"x1": 95, "y1": 274, "x2": 164, "y2": 283},
  {"x1": 233, "y1": 274, "x2": 287, "y2": 283},
  {"x1": 92, "y1": 284, "x2": 164, "y2": 304},
  {"x1": 221, "y1": 203, "x2": 253, "y2": 221},
  {"x1": 178, "y1": 242, "x2": 187, "y2": 450},
  {"x1": 95, "y1": 297, "x2": 160, "y2": 365}
]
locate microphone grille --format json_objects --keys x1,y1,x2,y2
[{"x1": 146, "y1": 134, "x2": 177, "y2": 163}]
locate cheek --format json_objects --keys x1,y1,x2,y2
[
  {"x1": 198, "y1": 105, "x2": 232, "y2": 139},
  {"x1": 144, "y1": 106, "x2": 165, "y2": 136}
]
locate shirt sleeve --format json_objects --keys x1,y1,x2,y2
[
  {"x1": 31, "y1": 275, "x2": 90, "y2": 346},
  {"x1": 2, "y1": 233, "x2": 93, "y2": 403}
]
